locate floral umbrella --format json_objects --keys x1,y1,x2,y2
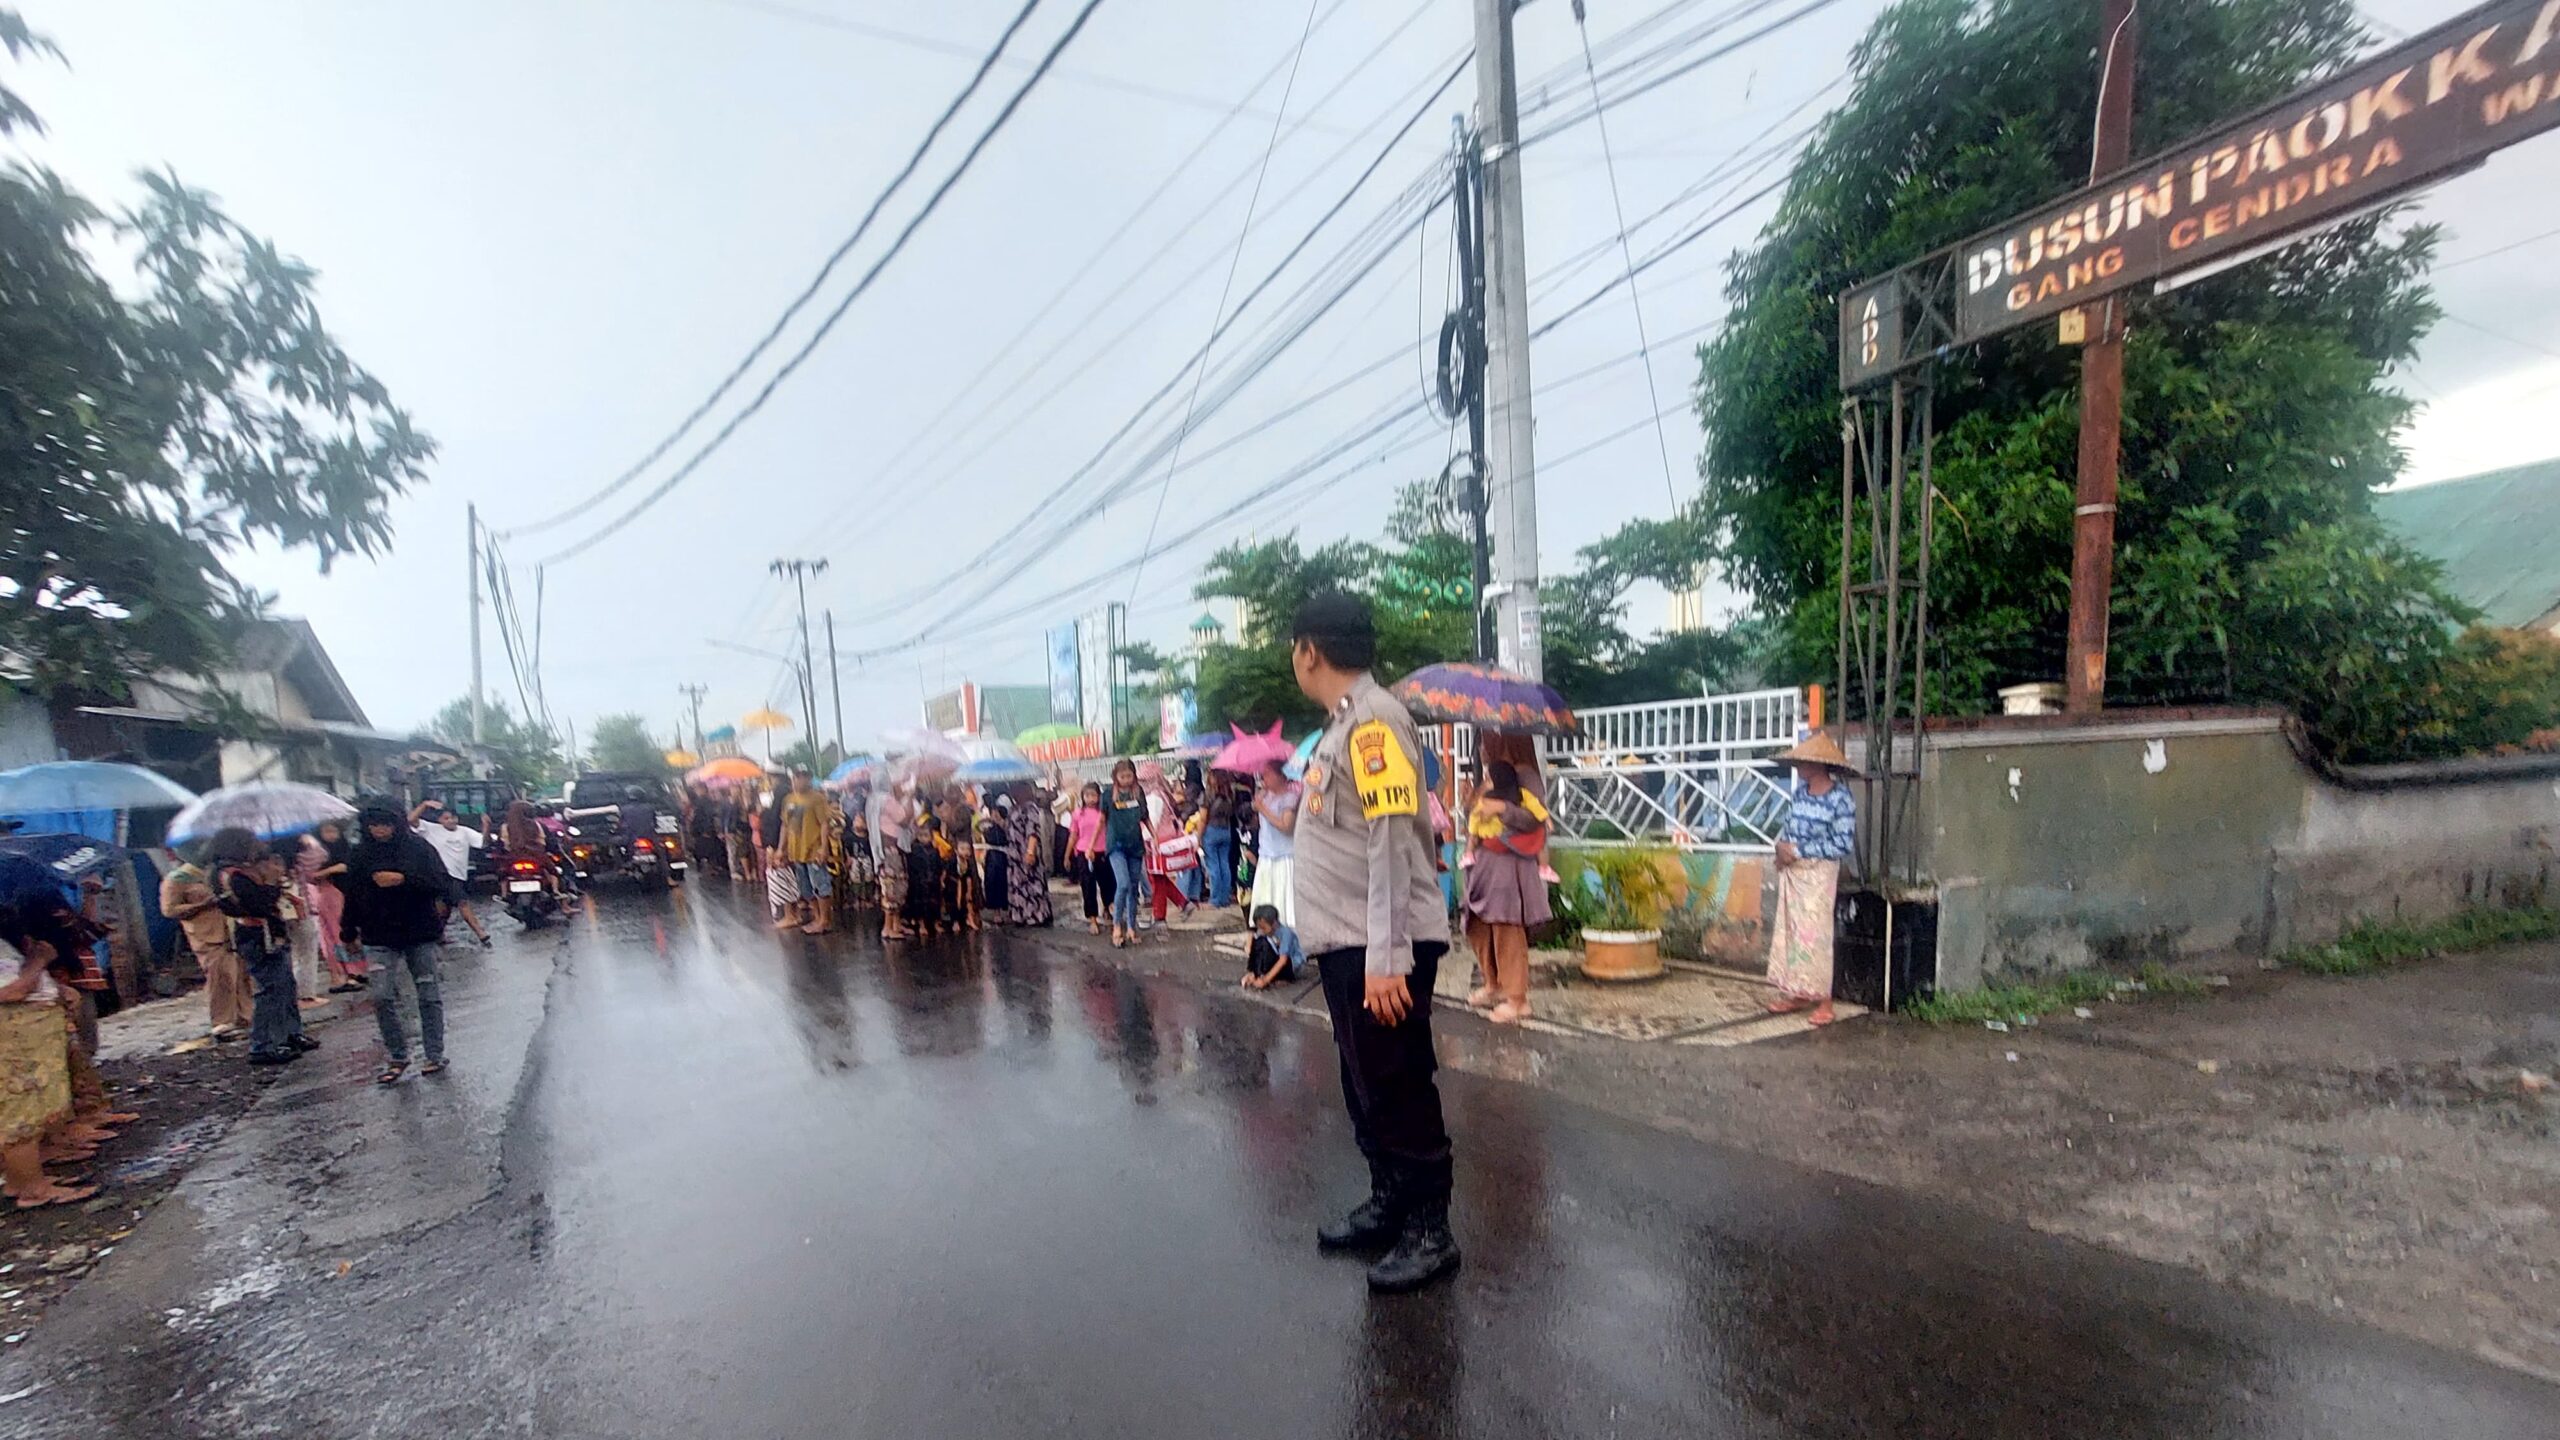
[{"x1": 1390, "y1": 661, "x2": 1577, "y2": 737}]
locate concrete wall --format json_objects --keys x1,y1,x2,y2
[
  {"x1": 1913, "y1": 712, "x2": 2560, "y2": 991},
  {"x1": 2272, "y1": 758, "x2": 2556, "y2": 951}
]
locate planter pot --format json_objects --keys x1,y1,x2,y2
[{"x1": 1580, "y1": 928, "x2": 1665, "y2": 982}]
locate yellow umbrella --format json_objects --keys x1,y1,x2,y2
[
  {"x1": 664, "y1": 748, "x2": 700, "y2": 769},
  {"x1": 740, "y1": 708, "x2": 793, "y2": 764}
]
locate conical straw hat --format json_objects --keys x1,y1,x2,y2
[{"x1": 1774, "y1": 729, "x2": 1855, "y2": 772}]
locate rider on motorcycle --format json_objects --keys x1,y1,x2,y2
[{"x1": 499, "y1": 800, "x2": 576, "y2": 898}]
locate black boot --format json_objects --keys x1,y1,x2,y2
[
  {"x1": 1366, "y1": 1202, "x2": 1461, "y2": 1294},
  {"x1": 1316, "y1": 1162, "x2": 1402, "y2": 1252}
]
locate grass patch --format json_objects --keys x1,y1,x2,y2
[
  {"x1": 1904, "y1": 963, "x2": 2212, "y2": 1025},
  {"x1": 2281, "y1": 907, "x2": 2560, "y2": 977}
]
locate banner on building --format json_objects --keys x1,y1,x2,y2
[{"x1": 1046, "y1": 624, "x2": 1080, "y2": 724}]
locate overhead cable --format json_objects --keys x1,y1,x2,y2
[
  {"x1": 502, "y1": 0, "x2": 1050, "y2": 538},
  {"x1": 532, "y1": 0, "x2": 1115, "y2": 567},
  {"x1": 1128, "y1": 0, "x2": 1330, "y2": 606}
]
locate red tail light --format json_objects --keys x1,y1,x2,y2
[
  {"x1": 509, "y1": 859, "x2": 539, "y2": 874},
  {"x1": 634, "y1": 837, "x2": 654, "y2": 851}
]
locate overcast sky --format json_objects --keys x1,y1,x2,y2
[{"x1": 13, "y1": 0, "x2": 2555, "y2": 751}]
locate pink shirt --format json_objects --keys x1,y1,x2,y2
[{"x1": 1068, "y1": 806, "x2": 1106, "y2": 855}]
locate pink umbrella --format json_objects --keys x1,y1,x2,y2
[{"x1": 1210, "y1": 722, "x2": 1294, "y2": 774}]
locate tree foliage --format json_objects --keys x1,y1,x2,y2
[
  {"x1": 1687, "y1": 0, "x2": 2547, "y2": 759},
  {"x1": 0, "y1": 13, "x2": 432, "y2": 696},
  {"x1": 1190, "y1": 480, "x2": 1766, "y2": 732},
  {"x1": 587, "y1": 713, "x2": 673, "y2": 777},
  {"x1": 417, "y1": 696, "x2": 564, "y2": 790}
]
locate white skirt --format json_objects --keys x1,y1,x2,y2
[{"x1": 1248, "y1": 855, "x2": 1295, "y2": 930}]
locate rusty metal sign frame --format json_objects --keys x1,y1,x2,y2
[
  {"x1": 1839, "y1": 0, "x2": 2560, "y2": 390},
  {"x1": 1837, "y1": 373, "x2": 1934, "y2": 884}
]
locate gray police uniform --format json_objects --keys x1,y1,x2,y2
[{"x1": 1293, "y1": 672, "x2": 1455, "y2": 1212}]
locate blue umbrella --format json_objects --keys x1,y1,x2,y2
[
  {"x1": 824, "y1": 754, "x2": 879, "y2": 789},
  {"x1": 955, "y1": 756, "x2": 1039, "y2": 785},
  {"x1": 0, "y1": 762, "x2": 195, "y2": 814},
  {"x1": 1282, "y1": 730, "x2": 1322, "y2": 780}
]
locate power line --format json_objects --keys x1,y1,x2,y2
[
  {"x1": 820, "y1": 60, "x2": 1468, "y2": 627},
  {"x1": 705, "y1": 0, "x2": 1363, "y2": 136},
  {"x1": 1571, "y1": 0, "x2": 1683, "y2": 508},
  {"x1": 1127, "y1": 0, "x2": 1328, "y2": 607},
  {"x1": 802, "y1": 26, "x2": 1462, "y2": 570},
  {"x1": 532, "y1": 0, "x2": 1116, "y2": 567},
  {"x1": 501, "y1": 0, "x2": 1051, "y2": 538},
  {"x1": 793, "y1": 0, "x2": 1385, "y2": 551}
]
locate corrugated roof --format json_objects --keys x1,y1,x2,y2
[{"x1": 2374, "y1": 459, "x2": 2560, "y2": 628}]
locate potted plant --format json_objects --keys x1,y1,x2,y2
[{"x1": 1578, "y1": 844, "x2": 1676, "y2": 982}]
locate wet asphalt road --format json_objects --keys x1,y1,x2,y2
[{"x1": 5, "y1": 885, "x2": 2556, "y2": 1439}]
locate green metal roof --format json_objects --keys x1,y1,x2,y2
[{"x1": 2374, "y1": 459, "x2": 2560, "y2": 628}]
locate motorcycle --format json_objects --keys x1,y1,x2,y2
[{"x1": 498, "y1": 852, "x2": 574, "y2": 929}]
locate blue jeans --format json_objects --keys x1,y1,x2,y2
[
  {"x1": 242, "y1": 930, "x2": 302, "y2": 1057},
  {"x1": 368, "y1": 943, "x2": 446, "y2": 1065},
  {"x1": 1202, "y1": 828, "x2": 1236, "y2": 908},
  {"x1": 1108, "y1": 848, "x2": 1143, "y2": 930}
]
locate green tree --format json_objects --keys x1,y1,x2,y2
[
  {"x1": 587, "y1": 713, "x2": 673, "y2": 776},
  {"x1": 1691, "y1": 0, "x2": 2483, "y2": 757},
  {"x1": 0, "y1": 14, "x2": 434, "y2": 696},
  {"x1": 417, "y1": 697, "x2": 564, "y2": 789}
]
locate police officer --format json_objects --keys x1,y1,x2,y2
[{"x1": 1287, "y1": 591, "x2": 1460, "y2": 1293}]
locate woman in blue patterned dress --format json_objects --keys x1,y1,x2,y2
[{"x1": 1765, "y1": 731, "x2": 1857, "y2": 1026}]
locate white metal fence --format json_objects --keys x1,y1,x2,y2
[
  {"x1": 1033, "y1": 686, "x2": 1806, "y2": 856},
  {"x1": 1539, "y1": 687, "x2": 1805, "y2": 853}
]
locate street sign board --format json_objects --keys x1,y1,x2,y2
[{"x1": 1842, "y1": 0, "x2": 2560, "y2": 387}]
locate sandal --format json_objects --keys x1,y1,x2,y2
[
  {"x1": 420, "y1": 1059, "x2": 449, "y2": 1076},
  {"x1": 13, "y1": 1182, "x2": 97, "y2": 1210},
  {"x1": 377, "y1": 1061, "x2": 410, "y2": 1085},
  {"x1": 1489, "y1": 1001, "x2": 1531, "y2": 1026},
  {"x1": 1466, "y1": 986, "x2": 1497, "y2": 1009}
]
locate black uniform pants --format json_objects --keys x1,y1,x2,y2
[{"x1": 1315, "y1": 941, "x2": 1453, "y2": 1209}]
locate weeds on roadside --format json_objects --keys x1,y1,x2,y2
[
  {"x1": 1905, "y1": 963, "x2": 2212, "y2": 1025},
  {"x1": 2282, "y1": 907, "x2": 2560, "y2": 977}
]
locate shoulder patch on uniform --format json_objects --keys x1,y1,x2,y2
[{"x1": 1350, "y1": 720, "x2": 1419, "y2": 819}]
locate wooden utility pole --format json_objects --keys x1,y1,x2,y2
[
  {"x1": 824, "y1": 610, "x2": 845, "y2": 759},
  {"x1": 2064, "y1": 0, "x2": 2137, "y2": 713},
  {"x1": 467, "y1": 504, "x2": 485, "y2": 745},
  {"x1": 677, "y1": 683, "x2": 707, "y2": 753}
]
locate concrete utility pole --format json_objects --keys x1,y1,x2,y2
[
  {"x1": 824, "y1": 610, "x2": 845, "y2": 758},
  {"x1": 677, "y1": 683, "x2": 708, "y2": 753},
  {"x1": 770, "y1": 559, "x2": 829, "y2": 764},
  {"x1": 1473, "y1": 0, "x2": 1543, "y2": 680},
  {"x1": 2064, "y1": 0, "x2": 2138, "y2": 713},
  {"x1": 466, "y1": 503, "x2": 485, "y2": 745}
]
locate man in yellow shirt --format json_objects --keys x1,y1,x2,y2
[{"x1": 777, "y1": 768, "x2": 834, "y2": 935}]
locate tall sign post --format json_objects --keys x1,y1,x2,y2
[
  {"x1": 1840, "y1": 0, "x2": 2560, "y2": 708},
  {"x1": 2065, "y1": 0, "x2": 2139, "y2": 712},
  {"x1": 1474, "y1": 0, "x2": 1544, "y2": 680}
]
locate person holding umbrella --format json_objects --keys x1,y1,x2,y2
[{"x1": 1764, "y1": 731, "x2": 1858, "y2": 1026}]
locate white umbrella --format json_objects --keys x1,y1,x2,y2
[
  {"x1": 167, "y1": 781, "x2": 357, "y2": 846},
  {"x1": 880, "y1": 726, "x2": 967, "y2": 763},
  {"x1": 954, "y1": 737, "x2": 1038, "y2": 785}
]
